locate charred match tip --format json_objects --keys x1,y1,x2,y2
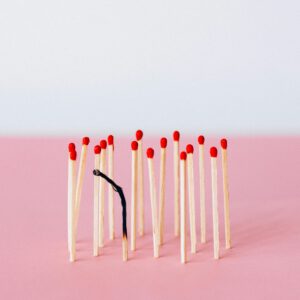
[
  {"x1": 131, "y1": 141, "x2": 138, "y2": 151},
  {"x1": 68, "y1": 142, "x2": 75, "y2": 152},
  {"x1": 107, "y1": 135, "x2": 114, "y2": 146},
  {"x1": 186, "y1": 144, "x2": 194, "y2": 154},
  {"x1": 210, "y1": 147, "x2": 218, "y2": 158},
  {"x1": 93, "y1": 169, "x2": 101, "y2": 176},
  {"x1": 221, "y1": 138, "x2": 228, "y2": 150},
  {"x1": 173, "y1": 130, "x2": 180, "y2": 141},
  {"x1": 160, "y1": 137, "x2": 167, "y2": 148},
  {"x1": 147, "y1": 147, "x2": 154, "y2": 159},
  {"x1": 70, "y1": 150, "x2": 77, "y2": 160},
  {"x1": 198, "y1": 135, "x2": 205, "y2": 145},
  {"x1": 100, "y1": 139, "x2": 107, "y2": 149},
  {"x1": 180, "y1": 151, "x2": 187, "y2": 160},
  {"x1": 136, "y1": 130, "x2": 143, "y2": 141},
  {"x1": 82, "y1": 137, "x2": 90, "y2": 146},
  {"x1": 94, "y1": 145, "x2": 101, "y2": 154}
]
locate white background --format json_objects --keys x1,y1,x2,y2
[{"x1": 0, "y1": 0, "x2": 299, "y2": 135}]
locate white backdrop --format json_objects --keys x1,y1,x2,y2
[{"x1": 0, "y1": 0, "x2": 299, "y2": 135}]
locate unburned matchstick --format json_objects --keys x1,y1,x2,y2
[
  {"x1": 221, "y1": 138, "x2": 231, "y2": 249},
  {"x1": 186, "y1": 144, "x2": 196, "y2": 254},
  {"x1": 108, "y1": 135, "x2": 115, "y2": 240},
  {"x1": 210, "y1": 147, "x2": 219, "y2": 260},
  {"x1": 173, "y1": 130, "x2": 180, "y2": 236},
  {"x1": 158, "y1": 137, "x2": 167, "y2": 245},
  {"x1": 131, "y1": 141, "x2": 138, "y2": 251},
  {"x1": 198, "y1": 135, "x2": 206, "y2": 243},
  {"x1": 180, "y1": 151, "x2": 187, "y2": 264}
]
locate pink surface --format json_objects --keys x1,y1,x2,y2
[{"x1": 1, "y1": 136, "x2": 300, "y2": 299}]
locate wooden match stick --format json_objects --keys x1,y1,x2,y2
[
  {"x1": 186, "y1": 144, "x2": 196, "y2": 254},
  {"x1": 173, "y1": 130, "x2": 180, "y2": 236},
  {"x1": 99, "y1": 139, "x2": 107, "y2": 247},
  {"x1": 180, "y1": 151, "x2": 187, "y2": 264},
  {"x1": 158, "y1": 137, "x2": 167, "y2": 245},
  {"x1": 147, "y1": 148, "x2": 159, "y2": 258},
  {"x1": 69, "y1": 150, "x2": 77, "y2": 262},
  {"x1": 221, "y1": 138, "x2": 231, "y2": 249},
  {"x1": 136, "y1": 130, "x2": 144, "y2": 236},
  {"x1": 210, "y1": 147, "x2": 219, "y2": 260},
  {"x1": 130, "y1": 141, "x2": 138, "y2": 251},
  {"x1": 74, "y1": 137, "x2": 90, "y2": 236},
  {"x1": 93, "y1": 145, "x2": 101, "y2": 256},
  {"x1": 67, "y1": 142, "x2": 75, "y2": 252},
  {"x1": 107, "y1": 135, "x2": 115, "y2": 240},
  {"x1": 198, "y1": 135, "x2": 206, "y2": 243}
]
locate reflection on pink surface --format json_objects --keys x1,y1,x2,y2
[{"x1": 0, "y1": 136, "x2": 300, "y2": 299}]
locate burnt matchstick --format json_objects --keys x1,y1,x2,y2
[
  {"x1": 210, "y1": 147, "x2": 219, "y2": 259},
  {"x1": 198, "y1": 135, "x2": 206, "y2": 243},
  {"x1": 186, "y1": 144, "x2": 196, "y2": 254},
  {"x1": 173, "y1": 130, "x2": 180, "y2": 236},
  {"x1": 107, "y1": 135, "x2": 115, "y2": 240},
  {"x1": 180, "y1": 151, "x2": 187, "y2": 264},
  {"x1": 93, "y1": 169, "x2": 128, "y2": 261},
  {"x1": 131, "y1": 141, "x2": 138, "y2": 251},
  {"x1": 136, "y1": 129, "x2": 144, "y2": 236},
  {"x1": 221, "y1": 138, "x2": 231, "y2": 249}
]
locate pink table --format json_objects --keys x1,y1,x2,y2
[{"x1": 1, "y1": 136, "x2": 300, "y2": 299}]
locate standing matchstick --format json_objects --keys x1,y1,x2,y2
[
  {"x1": 93, "y1": 145, "x2": 101, "y2": 256},
  {"x1": 68, "y1": 142, "x2": 75, "y2": 252},
  {"x1": 99, "y1": 139, "x2": 107, "y2": 247},
  {"x1": 136, "y1": 130, "x2": 144, "y2": 236},
  {"x1": 68, "y1": 149, "x2": 77, "y2": 262},
  {"x1": 180, "y1": 151, "x2": 187, "y2": 264},
  {"x1": 130, "y1": 141, "x2": 138, "y2": 251},
  {"x1": 108, "y1": 135, "x2": 115, "y2": 240},
  {"x1": 158, "y1": 137, "x2": 167, "y2": 245},
  {"x1": 74, "y1": 137, "x2": 90, "y2": 236},
  {"x1": 186, "y1": 144, "x2": 196, "y2": 254},
  {"x1": 221, "y1": 138, "x2": 231, "y2": 249},
  {"x1": 173, "y1": 130, "x2": 180, "y2": 236},
  {"x1": 210, "y1": 147, "x2": 219, "y2": 259},
  {"x1": 147, "y1": 148, "x2": 159, "y2": 258},
  {"x1": 198, "y1": 135, "x2": 206, "y2": 243}
]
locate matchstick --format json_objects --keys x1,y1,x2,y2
[
  {"x1": 210, "y1": 147, "x2": 219, "y2": 260},
  {"x1": 173, "y1": 130, "x2": 180, "y2": 236},
  {"x1": 67, "y1": 142, "x2": 75, "y2": 252},
  {"x1": 99, "y1": 139, "x2": 107, "y2": 247},
  {"x1": 221, "y1": 138, "x2": 231, "y2": 249},
  {"x1": 186, "y1": 144, "x2": 196, "y2": 254},
  {"x1": 180, "y1": 151, "x2": 187, "y2": 264},
  {"x1": 147, "y1": 148, "x2": 159, "y2": 258},
  {"x1": 93, "y1": 145, "x2": 101, "y2": 256},
  {"x1": 158, "y1": 137, "x2": 167, "y2": 245},
  {"x1": 130, "y1": 141, "x2": 138, "y2": 251},
  {"x1": 136, "y1": 130, "x2": 144, "y2": 236},
  {"x1": 69, "y1": 150, "x2": 77, "y2": 262},
  {"x1": 74, "y1": 137, "x2": 90, "y2": 237},
  {"x1": 107, "y1": 135, "x2": 115, "y2": 240},
  {"x1": 198, "y1": 135, "x2": 206, "y2": 243}
]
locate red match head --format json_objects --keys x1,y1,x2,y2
[
  {"x1": 94, "y1": 145, "x2": 101, "y2": 154},
  {"x1": 210, "y1": 147, "x2": 218, "y2": 158},
  {"x1": 136, "y1": 130, "x2": 143, "y2": 141},
  {"x1": 198, "y1": 135, "x2": 205, "y2": 145},
  {"x1": 131, "y1": 141, "x2": 138, "y2": 151},
  {"x1": 82, "y1": 137, "x2": 90, "y2": 146},
  {"x1": 70, "y1": 150, "x2": 77, "y2": 160},
  {"x1": 180, "y1": 151, "x2": 187, "y2": 160},
  {"x1": 147, "y1": 148, "x2": 154, "y2": 159},
  {"x1": 173, "y1": 130, "x2": 180, "y2": 141},
  {"x1": 68, "y1": 143, "x2": 75, "y2": 152},
  {"x1": 160, "y1": 137, "x2": 167, "y2": 148},
  {"x1": 100, "y1": 139, "x2": 107, "y2": 149},
  {"x1": 186, "y1": 144, "x2": 194, "y2": 154},
  {"x1": 221, "y1": 138, "x2": 228, "y2": 150},
  {"x1": 107, "y1": 135, "x2": 114, "y2": 146}
]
